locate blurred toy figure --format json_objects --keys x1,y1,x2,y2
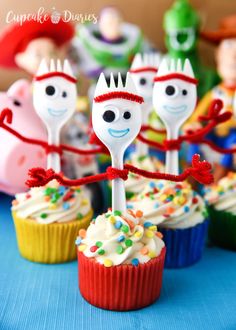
[
  {"x1": 0, "y1": 18, "x2": 74, "y2": 75},
  {"x1": 62, "y1": 108, "x2": 104, "y2": 213},
  {"x1": 163, "y1": 0, "x2": 219, "y2": 98},
  {"x1": 62, "y1": 110, "x2": 96, "y2": 178},
  {"x1": 186, "y1": 15, "x2": 236, "y2": 181},
  {"x1": 72, "y1": 6, "x2": 153, "y2": 84},
  {"x1": 0, "y1": 80, "x2": 46, "y2": 194}
]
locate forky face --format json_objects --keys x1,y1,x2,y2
[
  {"x1": 153, "y1": 58, "x2": 197, "y2": 134},
  {"x1": 33, "y1": 59, "x2": 77, "y2": 130},
  {"x1": 130, "y1": 53, "x2": 162, "y2": 103},
  {"x1": 92, "y1": 73, "x2": 143, "y2": 157}
]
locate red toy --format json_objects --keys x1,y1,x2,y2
[{"x1": 0, "y1": 18, "x2": 74, "y2": 74}]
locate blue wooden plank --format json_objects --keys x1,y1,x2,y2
[{"x1": 0, "y1": 193, "x2": 236, "y2": 330}]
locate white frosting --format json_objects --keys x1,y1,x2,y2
[
  {"x1": 204, "y1": 172, "x2": 236, "y2": 214},
  {"x1": 125, "y1": 154, "x2": 164, "y2": 194},
  {"x1": 12, "y1": 180, "x2": 91, "y2": 224},
  {"x1": 128, "y1": 180, "x2": 207, "y2": 229},
  {"x1": 78, "y1": 210, "x2": 165, "y2": 266}
]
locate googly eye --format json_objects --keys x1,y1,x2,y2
[
  {"x1": 76, "y1": 131, "x2": 84, "y2": 139},
  {"x1": 13, "y1": 99, "x2": 21, "y2": 107},
  {"x1": 45, "y1": 85, "x2": 56, "y2": 96},
  {"x1": 140, "y1": 78, "x2": 147, "y2": 86},
  {"x1": 182, "y1": 89, "x2": 188, "y2": 96},
  {"x1": 123, "y1": 111, "x2": 131, "y2": 120},
  {"x1": 62, "y1": 91, "x2": 67, "y2": 98},
  {"x1": 165, "y1": 85, "x2": 179, "y2": 98},
  {"x1": 103, "y1": 110, "x2": 116, "y2": 123}
]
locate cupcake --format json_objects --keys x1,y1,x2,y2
[
  {"x1": 129, "y1": 180, "x2": 209, "y2": 268},
  {"x1": 107, "y1": 154, "x2": 164, "y2": 204},
  {"x1": 125, "y1": 154, "x2": 164, "y2": 199},
  {"x1": 76, "y1": 209, "x2": 166, "y2": 310},
  {"x1": 204, "y1": 172, "x2": 236, "y2": 250},
  {"x1": 12, "y1": 180, "x2": 93, "y2": 264}
]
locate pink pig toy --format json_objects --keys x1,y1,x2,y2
[{"x1": 0, "y1": 79, "x2": 47, "y2": 195}]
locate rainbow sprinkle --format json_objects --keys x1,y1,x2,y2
[{"x1": 76, "y1": 209, "x2": 164, "y2": 267}]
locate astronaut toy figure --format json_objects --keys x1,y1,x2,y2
[
  {"x1": 72, "y1": 6, "x2": 152, "y2": 90},
  {"x1": 186, "y1": 15, "x2": 236, "y2": 181}
]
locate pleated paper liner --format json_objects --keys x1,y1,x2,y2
[
  {"x1": 208, "y1": 206, "x2": 236, "y2": 250},
  {"x1": 159, "y1": 220, "x2": 209, "y2": 268},
  {"x1": 12, "y1": 210, "x2": 93, "y2": 264},
  {"x1": 78, "y1": 247, "x2": 166, "y2": 311}
]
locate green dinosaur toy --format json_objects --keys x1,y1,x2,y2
[{"x1": 163, "y1": 0, "x2": 220, "y2": 97}]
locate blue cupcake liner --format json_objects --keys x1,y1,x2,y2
[{"x1": 159, "y1": 220, "x2": 209, "y2": 268}]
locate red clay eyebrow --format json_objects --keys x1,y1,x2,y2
[
  {"x1": 34, "y1": 72, "x2": 77, "y2": 84},
  {"x1": 94, "y1": 91, "x2": 144, "y2": 104},
  {"x1": 154, "y1": 73, "x2": 198, "y2": 85},
  {"x1": 129, "y1": 67, "x2": 158, "y2": 74}
]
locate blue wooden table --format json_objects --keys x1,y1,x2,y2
[{"x1": 0, "y1": 193, "x2": 236, "y2": 330}]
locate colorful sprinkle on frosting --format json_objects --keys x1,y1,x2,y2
[
  {"x1": 124, "y1": 154, "x2": 164, "y2": 195},
  {"x1": 12, "y1": 180, "x2": 91, "y2": 224},
  {"x1": 76, "y1": 209, "x2": 165, "y2": 267},
  {"x1": 204, "y1": 172, "x2": 236, "y2": 213},
  {"x1": 129, "y1": 180, "x2": 207, "y2": 229}
]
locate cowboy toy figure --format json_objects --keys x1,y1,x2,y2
[
  {"x1": 186, "y1": 14, "x2": 236, "y2": 181},
  {"x1": 0, "y1": 17, "x2": 74, "y2": 75}
]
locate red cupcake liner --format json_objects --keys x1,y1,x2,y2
[{"x1": 77, "y1": 247, "x2": 166, "y2": 311}]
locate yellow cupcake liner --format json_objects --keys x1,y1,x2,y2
[{"x1": 12, "y1": 210, "x2": 93, "y2": 264}]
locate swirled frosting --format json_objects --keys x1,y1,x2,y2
[
  {"x1": 128, "y1": 180, "x2": 207, "y2": 229},
  {"x1": 76, "y1": 209, "x2": 165, "y2": 267},
  {"x1": 125, "y1": 154, "x2": 164, "y2": 194},
  {"x1": 12, "y1": 180, "x2": 91, "y2": 224},
  {"x1": 204, "y1": 172, "x2": 236, "y2": 213}
]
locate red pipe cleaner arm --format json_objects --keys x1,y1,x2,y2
[
  {"x1": 138, "y1": 131, "x2": 183, "y2": 151},
  {"x1": 26, "y1": 154, "x2": 213, "y2": 187},
  {"x1": 0, "y1": 108, "x2": 50, "y2": 149},
  {"x1": 124, "y1": 154, "x2": 214, "y2": 185},
  {"x1": 0, "y1": 108, "x2": 107, "y2": 156},
  {"x1": 60, "y1": 143, "x2": 108, "y2": 155},
  {"x1": 61, "y1": 123, "x2": 109, "y2": 156},
  {"x1": 200, "y1": 139, "x2": 236, "y2": 154},
  {"x1": 141, "y1": 124, "x2": 166, "y2": 135},
  {"x1": 180, "y1": 99, "x2": 232, "y2": 143},
  {"x1": 137, "y1": 99, "x2": 231, "y2": 151},
  {"x1": 26, "y1": 166, "x2": 129, "y2": 188},
  {"x1": 137, "y1": 132, "x2": 166, "y2": 151},
  {"x1": 181, "y1": 120, "x2": 216, "y2": 143}
]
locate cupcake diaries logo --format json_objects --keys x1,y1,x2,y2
[{"x1": 5, "y1": 7, "x2": 98, "y2": 26}]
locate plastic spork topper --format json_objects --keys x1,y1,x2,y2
[
  {"x1": 130, "y1": 52, "x2": 162, "y2": 156},
  {"x1": 153, "y1": 58, "x2": 197, "y2": 174},
  {"x1": 130, "y1": 52, "x2": 162, "y2": 103},
  {"x1": 33, "y1": 59, "x2": 77, "y2": 172},
  {"x1": 93, "y1": 72, "x2": 143, "y2": 157},
  {"x1": 92, "y1": 72, "x2": 143, "y2": 212}
]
